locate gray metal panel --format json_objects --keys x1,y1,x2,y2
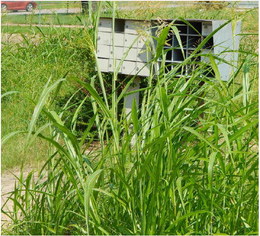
[
  {"x1": 98, "y1": 18, "x2": 112, "y2": 32},
  {"x1": 114, "y1": 33, "x2": 125, "y2": 47},
  {"x1": 108, "y1": 59, "x2": 122, "y2": 73},
  {"x1": 97, "y1": 58, "x2": 109, "y2": 72},
  {"x1": 97, "y1": 32, "x2": 112, "y2": 45},
  {"x1": 201, "y1": 49, "x2": 211, "y2": 63},
  {"x1": 138, "y1": 37, "x2": 145, "y2": 47},
  {"x1": 124, "y1": 77, "x2": 140, "y2": 118},
  {"x1": 97, "y1": 44, "x2": 110, "y2": 58},
  {"x1": 137, "y1": 47, "x2": 150, "y2": 62},
  {"x1": 136, "y1": 62, "x2": 150, "y2": 76},
  {"x1": 213, "y1": 20, "x2": 241, "y2": 81},
  {"x1": 232, "y1": 21, "x2": 242, "y2": 70},
  {"x1": 137, "y1": 34, "x2": 151, "y2": 48},
  {"x1": 125, "y1": 20, "x2": 140, "y2": 34},
  {"x1": 124, "y1": 33, "x2": 139, "y2": 48},
  {"x1": 98, "y1": 32, "x2": 124, "y2": 47},
  {"x1": 108, "y1": 59, "x2": 114, "y2": 72},
  {"x1": 202, "y1": 22, "x2": 212, "y2": 36},
  {"x1": 124, "y1": 47, "x2": 137, "y2": 61},
  {"x1": 96, "y1": 18, "x2": 241, "y2": 79},
  {"x1": 111, "y1": 46, "x2": 124, "y2": 60},
  {"x1": 121, "y1": 61, "x2": 136, "y2": 75}
]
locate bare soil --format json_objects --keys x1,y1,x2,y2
[
  {"x1": 1, "y1": 32, "x2": 41, "y2": 44},
  {"x1": 1, "y1": 166, "x2": 41, "y2": 228}
]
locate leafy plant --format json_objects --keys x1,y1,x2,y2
[{"x1": 2, "y1": 2, "x2": 258, "y2": 235}]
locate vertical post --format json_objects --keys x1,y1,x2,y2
[
  {"x1": 81, "y1": 1, "x2": 89, "y2": 14},
  {"x1": 124, "y1": 77, "x2": 140, "y2": 145},
  {"x1": 124, "y1": 77, "x2": 140, "y2": 120}
]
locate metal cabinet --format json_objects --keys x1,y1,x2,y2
[
  {"x1": 96, "y1": 17, "x2": 241, "y2": 81},
  {"x1": 97, "y1": 18, "x2": 151, "y2": 77}
]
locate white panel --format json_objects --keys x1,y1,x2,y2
[
  {"x1": 136, "y1": 62, "x2": 150, "y2": 77},
  {"x1": 125, "y1": 20, "x2": 149, "y2": 35},
  {"x1": 124, "y1": 34, "x2": 139, "y2": 48},
  {"x1": 124, "y1": 48, "x2": 137, "y2": 61},
  {"x1": 122, "y1": 61, "x2": 136, "y2": 75},
  {"x1": 137, "y1": 47, "x2": 150, "y2": 62},
  {"x1": 108, "y1": 59, "x2": 122, "y2": 73},
  {"x1": 212, "y1": 20, "x2": 241, "y2": 81},
  {"x1": 98, "y1": 32, "x2": 124, "y2": 47},
  {"x1": 124, "y1": 77, "x2": 140, "y2": 118},
  {"x1": 202, "y1": 22, "x2": 212, "y2": 36},
  {"x1": 97, "y1": 58, "x2": 109, "y2": 72},
  {"x1": 111, "y1": 47, "x2": 124, "y2": 60},
  {"x1": 114, "y1": 33, "x2": 125, "y2": 47},
  {"x1": 97, "y1": 32, "x2": 111, "y2": 45},
  {"x1": 200, "y1": 49, "x2": 211, "y2": 63},
  {"x1": 137, "y1": 35, "x2": 148, "y2": 49},
  {"x1": 97, "y1": 44, "x2": 110, "y2": 58},
  {"x1": 231, "y1": 21, "x2": 241, "y2": 70},
  {"x1": 108, "y1": 59, "x2": 113, "y2": 72},
  {"x1": 98, "y1": 19, "x2": 112, "y2": 32},
  {"x1": 124, "y1": 77, "x2": 141, "y2": 145},
  {"x1": 115, "y1": 59, "x2": 123, "y2": 73},
  {"x1": 125, "y1": 20, "x2": 139, "y2": 34}
]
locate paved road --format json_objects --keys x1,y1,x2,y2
[
  {"x1": 5, "y1": 8, "x2": 82, "y2": 15},
  {"x1": 4, "y1": 2, "x2": 257, "y2": 16},
  {"x1": 5, "y1": 5, "x2": 180, "y2": 16}
]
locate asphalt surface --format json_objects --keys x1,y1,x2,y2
[
  {"x1": 4, "y1": 4, "x2": 182, "y2": 16},
  {"x1": 5, "y1": 8, "x2": 82, "y2": 15},
  {"x1": 3, "y1": 3, "x2": 257, "y2": 16}
]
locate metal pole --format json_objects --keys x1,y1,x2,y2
[
  {"x1": 124, "y1": 77, "x2": 140, "y2": 119},
  {"x1": 124, "y1": 77, "x2": 140, "y2": 145}
]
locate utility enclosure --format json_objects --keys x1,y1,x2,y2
[
  {"x1": 97, "y1": 17, "x2": 241, "y2": 81},
  {"x1": 97, "y1": 18, "x2": 151, "y2": 77}
]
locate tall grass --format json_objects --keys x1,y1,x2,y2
[
  {"x1": 2, "y1": 2, "x2": 258, "y2": 235},
  {"x1": 1, "y1": 25, "x2": 97, "y2": 169}
]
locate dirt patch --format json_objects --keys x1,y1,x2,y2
[
  {"x1": 1, "y1": 32, "x2": 42, "y2": 44},
  {"x1": 2, "y1": 33, "x2": 25, "y2": 44},
  {"x1": 1, "y1": 144, "x2": 100, "y2": 230},
  {"x1": 1, "y1": 165, "x2": 42, "y2": 229}
]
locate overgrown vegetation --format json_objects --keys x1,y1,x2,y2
[
  {"x1": 1, "y1": 1, "x2": 258, "y2": 235},
  {"x1": 1, "y1": 26, "x2": 95, "y2": 169}
]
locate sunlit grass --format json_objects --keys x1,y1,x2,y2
[{"x1": 1, "y1": 1, "x2": 258, "y2": 235}]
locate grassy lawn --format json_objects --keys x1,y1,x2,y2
[
  {"x1": 36, "y1": 1, "x2": 81, "y2": 9},
  {"x1": 1, "y1": 9, "x2": 114, "y2": 25},
  {"x1": 2, "y1": 26, "x2": 93, "y2": 170},
  {"x1": 2, "y1": 13, "x2": 84, "y2": 25},
  {"x1": 2, "y1": 25, "x2": 83, "y2": 35}
]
